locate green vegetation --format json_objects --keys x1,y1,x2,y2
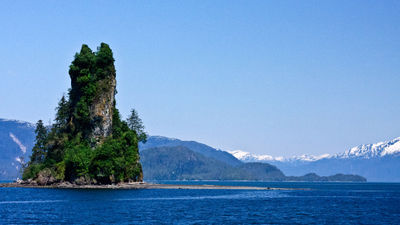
[
  {"x1": 127, "y1": 109, "x2": 147, "y2": 143},
  {"x1": 141, "y1": 146, "x2": 286, "y2": 181},
  {"x1": 23, "y1": 43, "x2": 144, "y2": 184},
  {"x1": 141, "y1": 146, "x2": 366, "y2": 182}
]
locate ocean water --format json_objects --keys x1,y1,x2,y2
[{"x1": 1, "y1": 181, "x2": 399, "y2": 224}]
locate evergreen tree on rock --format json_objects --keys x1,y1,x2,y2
[{"x1": 23, "y1": 43, "x2": 143, "y2": 184}]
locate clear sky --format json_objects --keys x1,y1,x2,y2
[{"x1": 1, "y1": 0, "x2": 399, "y2": 156}]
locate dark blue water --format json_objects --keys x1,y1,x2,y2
[{"x1": 1, "y1": 181, "x2": 399, "y2": 224}]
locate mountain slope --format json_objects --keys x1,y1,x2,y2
[
  {"x1": 140, "y1": 136, "x2": 242, "y2": 166},
  {"x1": 0, "y1": 119, "x2": 35, "y2": 179},
  {"x1": 237, "y1": 162, "x2": 285, "y2": 181},
  {"x1": 141, "y1": 146, "x2": 285, "y2": 181},
  {"x1": 336, "y1": 137, "x2": 400, "y2": 159},
  {"x1": 141, "y1": 146, "x2": 364, "y2": 181},
  {"x1": 0, "y1": 120, "x2": 366, "y2": 181}
]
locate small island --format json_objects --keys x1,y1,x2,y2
[{"x1": 21, "y1": 43, "x2": 143, "y2": 186}]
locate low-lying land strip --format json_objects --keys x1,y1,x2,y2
[{"x1": 0, "y1": 182, "x2": 288, "y2": 190}]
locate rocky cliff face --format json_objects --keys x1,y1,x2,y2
[
  {"x1": 89, "y1": 76, "x2": 116, "y2": 145},
  {"x1": 68, "y1": 43, "x2": 118, "y2": 147}
]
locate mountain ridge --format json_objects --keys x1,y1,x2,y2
[
  {"x1": 229, "y1": 136, "x2": 400, "y2": 162},
  {"x1": 140, "y1": 135, "x2": 242, "y2": 166},
  {"x1": 228, "y1": 137, "x2": 400, "y2": 181},
  {"x1": 0, "y1": 119, "x2": 373, "y2": 181},
  {"x1": 141, "y1": 146, "x2": 366, "y2": 182}
]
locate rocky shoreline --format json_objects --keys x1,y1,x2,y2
[{"x1": 0, "y1": 181, "x2": 287, "y2": 190}]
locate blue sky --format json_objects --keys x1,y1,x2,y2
[{"x1": 1, "y1": 1, "x2": 399, "y2": 156}]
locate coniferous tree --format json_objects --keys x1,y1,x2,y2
[
  {"x1": 127, "y1": 109, "x2": 147, "y2": 143},
  {"x1": 44, "y1": 95, "x2": 71, "y2": 164},
  {"x1": 30, "y1": 120, "x2": 48, "y2": 164},
  {"x1": 54, "y1": 95, "x2": 70, "y2": 130},
  {"x1": 95, "y1": 43, "x2": 115, "y2": 80}
]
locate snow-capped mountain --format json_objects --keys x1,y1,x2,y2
[
  {"x1": 336, "y1": 137, "x2": 400, "y2": 159},
  {"x1": 227, "y1": 150, "x2": 331, "y2": 162},
  {"x1": 227, "y1": 137, "x2": 400, "y2": 181},
  {"x1": 228, "y1": 137, "x2": 400, "y2": 163}
]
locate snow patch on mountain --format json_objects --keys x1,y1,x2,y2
[
  {"x1": 227, "y1": 150, "x2": 277, "y2": 162},
  {"x1": 289, "y1": 153, "x2": 331, "y2": 162},
  {"x1": 383, "y1": 140, "x2": 400, "y2": 156},
  {"x1": 9, "y1": 132, "x2": 27, "y2": 154},
  {"x1": 15, "y1": 157, "x2": 23, "y2": 163}
]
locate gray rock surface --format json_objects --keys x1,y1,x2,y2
[{"x1": 36, "y1": 168, "x2": 56, "y2": 185}]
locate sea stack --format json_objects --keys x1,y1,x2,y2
[{"x1": 23, "y1": 43, "x2": 143, "y2": 184}]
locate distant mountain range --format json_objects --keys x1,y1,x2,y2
[
  {"x1": 0, "y1": 118, "x2": 373, "y2": 182},
  {"x1": 140, "y1": 146, "x2": 289, "y2": 181},
  {"x1": 229, "y1": 137, "x2": 400, "y2": 182},
  {"x1": 140, "y1": 136, "x2": 365, "y2": 182},
  {"x1": 229, "y1": 137, "x2": 400, "y2": 162}
]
